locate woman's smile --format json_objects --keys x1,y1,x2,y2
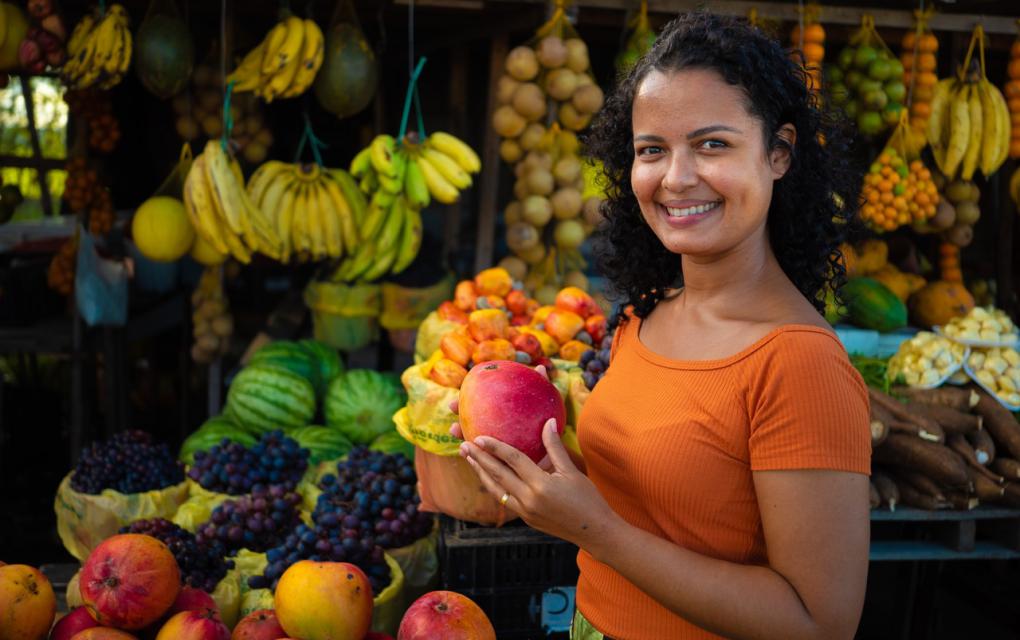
[{"x1": 660, "y1": 199, "x2": 723, "y2": 225}]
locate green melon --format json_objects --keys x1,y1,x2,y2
[
  {"x1": 298, "y1": 339, "x2": 345, "y2": 395},
  {"x1": 225, "y1": 363, "x2": 316, "y2": 433},
  {"x1": 285, "y1": 425, "x2": 353, "y2": 465},
  {"x1": 324, "y1": 369, "x2": 406, "y2": 445},
  {"x1": 313, "y1": 22, "x2": 378, "y2": 118},
  {"x1": 250, "y1": 341, "x2": 320, "y2": 386},
  {"x1": 135, "y1": 11, "x2": 193, "y2": 99},
  {"x1": 179, "y1": 415, "x2": 257, "y2": 464}
]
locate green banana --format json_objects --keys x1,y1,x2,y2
[
  {"x1": 391, "y1": 204, "x2": 423, "y2": 274},
  {"x1": 370, "y1": 135, "x2": 397, "y2": 178},
  {"x1": 404, "y1": 157, "x2": 430, "y2": 208}
]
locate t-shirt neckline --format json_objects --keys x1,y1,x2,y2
[{"x1": 630, "y1": 315, "x2": 837, "y2": 370}]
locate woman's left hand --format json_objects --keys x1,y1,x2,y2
[{"x1": 460, "y1": 419, "x2": 618, "y2": 549}]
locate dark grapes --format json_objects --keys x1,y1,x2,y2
[
  {"x1": 71, "y1": 430, "x2": 184, "y2": 494},
  {"x1": 120, "y1": 518, "x2": 232, "y2": 593},
  {"x1": 582, "y1": 331, "x2": 615, "y2": 391},
  {"x1": 195, "y1": 484, "x2": 302, "y2": 554},
  {"x1": 187, "y1": 430, "x2": 310, "y2": 495}
]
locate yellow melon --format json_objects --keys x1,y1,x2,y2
[{"x1": 131, "y1": 196, "x2": 194, "y2": 262}]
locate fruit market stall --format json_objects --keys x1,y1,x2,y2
[{"x1": 1, "y1": 0, "x2": 1020, "y2": 639}]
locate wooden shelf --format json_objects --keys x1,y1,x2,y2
[{"x1": 870, "y1": 540, "x2": 1020, "y2": 561}]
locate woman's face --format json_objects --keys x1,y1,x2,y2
[{"x1": 630, "y1": 68, "x2": 794, "y2": 259}]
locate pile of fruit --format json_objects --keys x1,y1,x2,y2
[
  {"x1": 64, "y1": 88, "x2": 124, "y2": 156},
  {"x1": 966, "y1": 347, "x2": 1020, "y2": 408},
  {"x1": 940, "y1": 179, "x2": 981, "y2": 246},
  {"x1": 120, "y1": 518, "x2": 233, "y2": 593},
  {"x1": 887, "y1": 331, "x2": 966, "y2": 388},
  {"x1": 196, "y1": 484, "x2": 304, "y2": 554},
  {"x1": 1007, "y1": 35, "x2": 1020, "y2": 159},
  {"x1": 190, "y1": 267, "x2": 233, "y2": 364},
  {"x1": 827, "y1": 17, "x2": 905, "y2": 136},
  {"x1": 62, "y1": 3, "x2": 132, "y2": 90},
  {"x1": 899, "y1": 21, "x2": 939, "y2": 131},
  {"x1": 789, "y1": 17, "x2": 825, "y2": 95},
  {"x1": 173, "y1": 64, "x2": 274, "y2": 165},
  {"x1": 183, "y1": 140, "x2": 283, "y2": 264},
  {"x1": 859, "y1": 148, "x2": 938, "y2": 232},
  {"x1": 226, "y1": 15, "x2": 324, "y2": 102},
  {"x1": 46, "y1": 235, "x2": 77, "y2": 295},
  {"x1": 247, "y1": 161, "x2": 367, "y2": 264},
  {"x1": 578, "y1": 331, "x2": 614, "y2": 391},
  {"x1": 70, "y1": 430, "x2": 185, "y2": 495},
  {"x1": 334, "y1": 131, "x2": 479, "y2": 282},
  {"x1": 926, "y1": 26, "x2": 1010, "y2": 181},
  {"x1": 17, "y1": 0, "x2": 68, "y2": 73},
  {"x1": 940, "y1": 306, "x2": 1018, "y2": 344},
  {"x1": 187, "y1": 430, "x2": 310, "y2": 495}
]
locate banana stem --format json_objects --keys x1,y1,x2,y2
[
  {"x1": 397, "y1": 57, "x2": 428, "y2": 145},
  {"x1": 221, "y1": 80, "x2": 235, "y2": 152}
]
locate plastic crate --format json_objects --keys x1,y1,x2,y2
[{"x1": 439, "y1": 516, "x2": 579, "y2": 639}]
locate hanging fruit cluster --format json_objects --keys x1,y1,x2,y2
[
  {"x1": 62, "y1": 157, "x2": 114, "y2": 235},
  {"x1": 615, "y1": 0, "x2": 656, "y2": 74},
  {"x1": 899, "y1": 15, "x2": 939, "y2": 131},
  {"x1": 191, "y1": 267, "x2": 233, "y2": 364},
  {"x1": 826, "y1": 16, "x2": 905, "y2": 137},
  {"x1": 18, "y1": 0, "x2": 68, "y2": 73},
  {"x1": 1006, "y1": 35, "x2": 1020, "y2": 159},
  {"x1": 227, "y1": 15, "x2": 325, "y2": 102},
  {"x1": 62, "y1": 3, "x2": 132, "y2": 90},
  {"x1": 789, "y1": 10, "x2": 825, "y2": 95},
  {"x1": 927, "y1": 26, "x2": 1010, "y2": 181},
  {"x1": 47, "y1": 235, "x2": 78, "y2": 296},
  {"x1": 860, "y1": 148, "x2": 938, "y2": 232},
  {"x1": 65, "y1": 89, "x2": 121, "y2": 154},
  {"x1": 172, "y1": 64, "x2": 274, "y2": 165},
  {"x1": 941, "y1": 179, "x2": 980, "y2": 247}
]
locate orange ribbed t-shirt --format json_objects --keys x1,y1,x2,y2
[{"x1": 575, "y1": 316, "x2": 871, "y2": 640}]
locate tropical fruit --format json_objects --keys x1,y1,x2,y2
[
  {"x1": 132, "y1": 196, "x2": 195, "y2": 262},
  {"x1": 224, "y1": 364, "x2": 316, "y2": 433},
  {"x1": 843, "y1": 277, "x2": 908, "y2": 332},
  {"x1": 314, "y1": 21, "x2": 377, "y2": 118},
  {"x1": 273, "y1": 561, "x2": 373, "y2": 640},
  {"x1": 0, "y1": 563, "x2": 56, "y2": 640},
  {"x1": 397, "y1": 591, "x2": 496, "y2": 640}
]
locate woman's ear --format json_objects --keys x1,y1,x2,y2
[{"x1": 769, "y1": 123, "x2": 797, "y2": 179}]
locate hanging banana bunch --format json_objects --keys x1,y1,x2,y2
[
  {"x1": 927, "y1": 25, "x2": 1010, "y2": 181},
  {"x1": 226, "y1": 14, "x2": 325, "y2": 102},
  {"x1": 183, "y1": 140, "x2": 284, "y2": 264},
  {"x1": 246, "y1": 160, "x2": 366, "y2": 264},
  {"x1": 63, "y1": 4, "x2": 133, "y2": 89}
]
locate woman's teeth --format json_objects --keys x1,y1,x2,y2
[{"x1": 666, "y1": 201, "x2": 720, "y2": 217}]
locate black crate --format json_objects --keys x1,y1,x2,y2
[{"x1": 439, "y1": 516, "x2": 579, "y2": 639}]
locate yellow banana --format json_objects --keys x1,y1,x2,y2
[
  {"x1": 926, "y1": 78, "x2": 954, "y2": 166},
  {"x1": 360, "y1": 195, "x2": 391, "y2": 241},
  {"x1": 961, "y1": 84, "x2": 982, "y2": 181},
  {"x1": 370, "y1": 135, "x2": 397, "y2": 178},
  {"x1": 329, "y1": 169, "x2": 368, "y2": 227},
  {"x1": 67, "y1": 28, "x2": 102, "y2": 87},
  {"x1": 391, "y1": 203, "x2": 423, "y2": 274},
  {"x1": 426, "y1": 131, "x2": 481, "y2": 173},
  {"x1": 281, "y1": 19, "x2": 324, "y2": 99},
  {"x1": 183, "y1": 157, "x2": 230, "y2": 255},
  {"x1": 312, "y1": 180, "x2": 342, "y2": 259},
  {"x1": 100, "y1": 20, "x2": 127, "y2": 76},
  {"x1": 349, "y1": 147, "x2": 373, "y2": 178},
  {"x1": 260, "y1": 19, "x2": 293, "y2": 76},
  {"x1": 404, "y1": 156, "x2": 431, "y2": 208},
  {"x1": 376, "y1": 197, "x2": 407, "y2": 256},
  {"x1": 322, "y1": 175, "x2": 360, "y2": 256},
  {"x1": 262, "y1": 16, "x2": 304, "y2": 78},
  {"x1": 300, "y1": 183, "x2": 326, "y2": 260},
  {"x1": 274, "y1": 178, "x2": 302, "y2": 263},
  {"x1": 220, "y1": 220, "x2": 254, "y2": 264},
  {"x1": 416, "y1": 153, "x2": 460, "y2": 204},
  {"x1": 358, "y1": 242, "x2": 399, "y2": 283},
  {"x1": 227, "y1": 42, "x2": 267, "y2": 92},
  {"x1": 982, "y1": 80, "x2": 1011, "y2": 176},
  {"x1": 977, "y1": 81, "x2": 999, "y2": 178},
  {"x1": 942, "y1": 83, "x2": 971, "y2": 180},
  {"x1": 422, "y1": 148, "x2": 472, "y2": 189},
  {"x1": 378, "y1": 150, "x2": 408, "y2": 194},
  {"x1": 340, "y1": 238, "x2": 377, "y2": 282},
  {"x1": 67, "y1": 14, "x2": 96, "y2": 57},
  {"x1": 92, "y1": 13, "x2": 121, "y2": 76},
  {"x1": 202, "y1": 142, "x2": 245, "y2": 235},
  {"x1": 247, "y1": 161, "x2": 292, "y2": 205},
  {"x1": 289, "y1": 183, "x2": 310, "y2": 255},
  {"x1": 115, "y1": 21, "x2": 132, "y2": 76}
]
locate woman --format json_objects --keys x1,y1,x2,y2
[{"x1": 458, "y1": 12, "x2": 871, "y2": 639}]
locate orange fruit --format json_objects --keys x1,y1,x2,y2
[
  {"x1": 918, "y1": 54, "x2": 937, "y2": 72},
  {"x1": 1009, "y1": 97, "x2": 1020, "y2": 113},
  {"x1": 919, "y1": 34, "x2": 939, "y2": 53},
  {"x1": 902, "y1": 54, "x2": 914, "y2": 71},
  {"x1": 1012, "y1": 112, "x2": 1020, "y2": 126},
  {"x1": 918, "y1": 72, "x2": 938, "y2": 88},
  {"x1": 1009, "y1": 59, "x2": 1020, "y2": 79},
  {"x1": 901, "y1": 32, "x2": 916, "y2": 51},
  {"x1": 805, "y1": 23, "x2": 825, "y2": 44},
  {"x1": 803, "y1": 43, "x2": 825, "y2": 63},
  {"x1": 881, "y1": 192, "x2": 894, "y2": 204},
  {"x1": 1012, "y1": 40, "x2": 1020, "y2": 58},
  {"x1": 1011, "y1": 139, "x2": 1020, "y2": 158},
  {"x1": 911, "y1": 102, "x2": 931, "y2": 119},
  {"x1": 866, "y1": 190, "x2": 880, "y2": 204},
  {"x1": 1006, "y1": 80, "x2": 1020, "y2": 99},
  {"x1": 914, "y1": 84, "x2": 934, "y2": 101}
]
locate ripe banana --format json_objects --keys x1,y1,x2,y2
[
  {"x1": 370, "y1": 135, "x2": 397, "y2": 178},
  {"x1": 416, "y1": 153, "x2": 460, "y2": 204},
  {"x1": 960, "y1": 85, "x2": 983, "y2": 181},
  {"x1": 978, "y1": 79, "x2": 1010, "y2": 177},
  {"x1": 62, "y1": 5, "x2": 132, "y2": 90},
  {"x1": 926, "y1": 78, "x2": 954, "y2": 170},
  {"x1": 426, "y1": 131, "x2": 482, "y2": 173},
  {"x1": 942, "y1": 83, "x2": 971, "y2": 179},
  {"x1": 231, "y1": 16, "x2": 324, "y2": 101},
  {"x1": 281, "y1": 20, "x2": 324, "y2": 100},
  {"x1": 184, "y1": 155, "x2": 230, "y2": 255},
  {"x1": 422, "y1": 148, "x2": 472, "y2": 189}
]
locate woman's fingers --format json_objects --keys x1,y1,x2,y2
[
  {"x1": 473, "y1": 436, "x2": 543, "y2": 483},
  {"x1": 535, "y1": 364, "x2": 549, "y2": 379},
  {"x1": 448, "y1": 399, "x2": 459, "y2": 414},
  {"x1": 463, "y1": 455, "x2": 513, "y2": 506},
  {"x1": 450, "y1": 421, "x2": 464, "y2": 439},
  {"x1": 541, "y1": 419, "x2": 575, "y2": 473},
  {"x1": 461, "y1": 440, "x2": 527, "y2": 498}
]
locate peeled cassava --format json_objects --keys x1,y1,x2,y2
[
  {"x1": 314, "y1": 22, "x2": 378, "y2": 118},
  {"x1": 135, "y1": 0, "x2": 193, "y2": 99}
]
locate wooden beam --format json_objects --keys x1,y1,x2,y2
[
  {"x1": 0, "y1": 156, "x2": 66, "y2": 170},
  {"x1": 474, "y1": 33, "x2": 508, "y2": 274}
]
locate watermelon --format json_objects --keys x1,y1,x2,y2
[
  {"x1": 324, "y1": 369, "x2": 406, "y2": 445},
  {"x1": 369, "y1": 430, "x2": 415, "y2": 461},
  {"x1": 299, "y1": 339, "x2": 345, "y2": 395},
  {"x1": 225, "y1": 363, "x2": 316, "y2": 433},
  {"x1": 843, "y1": 277, "x2": 907, "y2": 333},
  {"x1": 249, "y1": 341, "x2": 320, "y2": 386},
  {"x1": 179, "y1": 415, "x2": 257, "y2": 464},
  {"x1": 285, "y1": 425, "x2": 354, "y2": 464}
]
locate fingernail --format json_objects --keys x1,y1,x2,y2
[
  {"x1": 459, "y1": 442, "x2": 469, "y2": 457},
  {"x1": 474, "y1": 437, "x2": 487, "y2": 449},
  {"x1": 547, "y1": 419, "x2": 557, "y2": 432}
]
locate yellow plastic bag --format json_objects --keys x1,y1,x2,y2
[
  {"x1": 171, "y1": 479, "x2": 232, "y2": 532},
  {"x1": 54, "y1": 473, "x2": 189, "y2": 561},
  {"x1": 305, "y1": 280, "x2": 381, "y2": 352},
  {"x1": 381, "y1": 275, "x2": 456, "y2": 331},
  {"x1": 210, "y1": 571, "x2": 241, "y2": 629},
  {"x1": 398, "y1": 363, "x2": 462, "y2": 456},
  {"x1": 387, "y1": 521, "x2": 440, "y2": 609},
  {"x1": 413, "y1": 310, "x2": 463, "y2": 364}
]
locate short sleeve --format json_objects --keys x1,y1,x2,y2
[{"x1": 747, "y1": 331, "x2": 872, "y2": 475}]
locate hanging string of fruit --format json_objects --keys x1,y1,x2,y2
[
  {"x1": 191, "y1": 266, "x2": 233, "y2": 364},
  {"x1": 47, "y1": 233, "x2": 78, "y2": 295},
  {"x1": 1007, "y1": 22, "x2": 1020, "y2": 159},
  {"x1": 859, "y1": 116, "x2": 939, "y2": 233},
  {"x1": 62, "y1": 3, "x2": 132, "y2": 90},
  {"x1": 789, "y1": 3, "x2": 824, "y2": 98},
  {"x1": 827, "y1": 14, "x2": 905, "y2": 137},
  {"x1": 226, "y1": 12, "x2": 324, "y2": 102},
  {"x1": 182, "y1": 85, "x2": 284, "y2": 264},
  {"x1": 65, "y1": 89, "x2": 121, "y2": 154},
  {"x1": 246, "y1": 118, "x2": 367, "y2": 264},
  {"x1": 899, "y1": 8, "x2": 938, "y2": 132},
  {"x1": 336, "y1": 58, "x2": 480, "y2": 282},
  {"x1": 927, "y1": 24, "x2": 1009, "y2": 181},
  {"x1": 940, "y1": 178, "x2": 980, "y2": 246},
  {"x1": 615, "y1": 0, "x2": 656, "y2": 74},
  {"x1": 493, "y1": 1, "x2": 604, "y2": 294}
]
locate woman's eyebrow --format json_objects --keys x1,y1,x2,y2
[{"x1": 686, "y1": 125, "x2": 742, "y2": 139}]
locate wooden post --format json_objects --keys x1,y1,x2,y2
[
  {"x1": 474, "y1": 34, "x2": 508, "y2": 274},
  {"x1": 445, "y1": 48, "x2": 469, "y2": 264},
  {"x1": 17, "y1": 75, "x2": 55, "y2": 217}
]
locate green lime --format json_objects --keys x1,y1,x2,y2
[
  {"x1": 844, "y1": 100, "x2": 860, "y2": 120},
  {"x1": 870, "y1": 162, "x2": 882, "y2": 173},
  {"x1": 829, "y1": 83, "x2": 849, "y2": 105},
  {"x1": 864, "y1": 89, "x2": 888, "y2": 110},
  {"x1": 845, "y1": 70, "x2": 864, "y2": 89},
  {"x1": 838, "y1": 47, "x2": 856, "y2": 70},
  {"x1": 888, "y1": 59, "x2": 905, "y2": 79},
  {"x1": 884, "y1": 81, "x2": 906, "y2": 104},
  {"x1": 868, "y1": 58, "x2": 892, "y2": 81},
  {"x1": 854, "y1": 46, "x2": 878, "y2": 69},
  {"x1": 857, "y1": 110, "x2": 883, "y2": 136},
  {"x1": 825, "y1": 66, "x2": 844, "y2": 83},
  {"x1": 883, "y1": 102, "x2": 904, "y2": 126},
  {"x1": 894, "y1": 183, "x2": 906, "y2": 196},
  {"x1": 895, "y1": 161, "x2": 909, "y2": 177},
  {"x1": 858, "y1": 79, "x2": 882, "y2": 95}
]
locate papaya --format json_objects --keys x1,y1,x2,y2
[
  {"x1": 314, "y1": 22, "x2": 378, "y2": 118},
  {"x1": 843, "y1": 278, "x2": 907, "y2": 333},
  {"x1": 135, "y1": 1, "x2": 194, "y2": 99}
]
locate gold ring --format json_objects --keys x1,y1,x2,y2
[{"x1": 499, "y1": 492, "x2": 510, "y2": 506}]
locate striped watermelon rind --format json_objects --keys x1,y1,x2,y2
[
  {"x1": 249, "y1": 341, "x2": 320, "y2": 388},
  {"x1": 285, "y1": 425, "x2": 354, "y2": 465},
  {"x1": 226, "y1": 363, "x2": 316, "y2": 433},
  {"x1": 179, "y1": 415, "x2": 258, "y2": 464},
  {"x1": 299, "y1": 339, "x2": 345, "y2": 396}
]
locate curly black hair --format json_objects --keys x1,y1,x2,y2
[{"x1": 583, "y1": 11, "x2": 862, "y2": 320}]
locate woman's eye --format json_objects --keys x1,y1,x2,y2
[
  {"x1": 636, "y1": 145, "x2": 663, "y2": 156},
  {"x1": 700, "y1": 139, "x2": 727, "y2": 150}
]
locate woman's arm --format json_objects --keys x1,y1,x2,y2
[{"x1": 462, "y1": 426, "x2": 870, "y2": 640}]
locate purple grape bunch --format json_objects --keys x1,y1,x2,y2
[
  {"x1": 579, "y1": 332, "x2": 614, "y2": 391},
  {"x1": 196, "y1": 483, "x2": 303, "y2": 554},
  {"x1": 71, "y1": 430, "x2": 184, "y2": 494},
  {"x1": 119, "y1": 518, "x2": 233, "y2": 593},
  {"x1": 187, "y1": 430, "x2": 309, "y2": 495}
]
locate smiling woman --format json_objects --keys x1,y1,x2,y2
[{"x1": 457, "y1": 11, "x2": 872, "y2": 640}]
